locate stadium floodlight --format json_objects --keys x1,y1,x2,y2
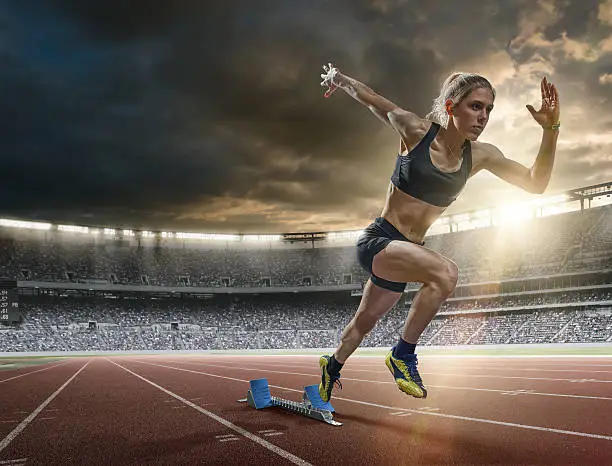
[
  {"x1": 90, "y1": 229, "x2": 100, "y2": 235},
  {"x1": 104, "y1": 228, "x2": 116, "y2": 236},
  {"x1": 489, "y1": 193, "x2": 573, "y2": 225},
  {"x1": 493, "y1": 202, "x2": 534, "y2": 225},
  {"x1": 161, "y1": 231, "x2": 174, "y2": 238},
  {"x1": 540, "y1": 203, "x2": 574, "y2": 217},
  {"x1": 327, "y1": 230, "x2": 363, "y2": 241},
  {"x1": 175, "y1": 232, "x2": 240, "y2": 241},
  {"x1": 242, "y1": 235, "x2": 281, "y2": 242},
  {"x1": 0, "y1": 219, "x2": 52, "y2": 230},
  {"x1": 123, "y1": 229, "x2": 135, "y2": 237},
  {"x1": 140, "y1": 231, "x2": 155, "y2": 238},
  {"x1": 58, "y1": 225, "x2": 89, "y2": 234}
]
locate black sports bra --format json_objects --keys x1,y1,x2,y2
[{"x1": 390, "y1": 122, "x2": 472, "y2": 207}]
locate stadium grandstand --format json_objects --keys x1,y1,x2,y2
[{"x1": 1, "y1": 181, "x2": 611, "y2": 353}]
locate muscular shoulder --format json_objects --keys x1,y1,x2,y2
[
  {"x1": 470, "y1": 141, "x2": 505, "y2": 172},
  {"x1": 386, "y1": 109, "x2": 430, "y2": 147}
]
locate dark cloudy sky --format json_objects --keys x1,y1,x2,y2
[{"x1": 1, "y1": 0, "x2": 611, "y2": 233}]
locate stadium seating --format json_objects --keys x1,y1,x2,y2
[{"x1": 1, "y1": 204, "x2": 610, "y2": 351}]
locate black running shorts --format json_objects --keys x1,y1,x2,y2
[{"x1": 356, "y1": 217, "x2": 422, "y2": 293}]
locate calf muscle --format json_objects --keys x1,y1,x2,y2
[{"x1": 335, "y1": 280, "x2": 402, "y2": 363}]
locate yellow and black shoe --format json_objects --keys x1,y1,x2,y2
[
  {"x1": 385, "y1": 349, "x2": 427, "y2": 398},
  {"x1": 318, "y1": 355, "x2": 342, "y2": 402}
]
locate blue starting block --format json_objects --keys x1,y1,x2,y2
[
  {"x1": 238, "y1": 378, "x2": 342, "y2": 426},
  {"x1": 247, "y1": 378, "x2": 274, "y2": 409}
]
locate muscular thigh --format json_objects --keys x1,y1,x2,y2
[
  {"x1": 356, "y1": 279, "x2": 404, "y2": 318},
  {"x1": 371, "y1": 240, "x2": 456, "y2": 285}
]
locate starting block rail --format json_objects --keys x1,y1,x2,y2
[{"x1": 238, "y1": 378, "x2": 342, "y2": 426}]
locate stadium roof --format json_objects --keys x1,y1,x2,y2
[{"x1": 1, "y1": 181, "x2": 611, "y2": 242}]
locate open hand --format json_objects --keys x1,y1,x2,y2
[
  {"x1": 320, "y1": 63, "x2": 340, "y2": 98},
  {"x1": 526, "y1": 77, "x2": 560, "y2": 129}
]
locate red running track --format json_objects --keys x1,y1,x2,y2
[{"x1": 1, "y1": 354, "x2": 611, "y2": 465}]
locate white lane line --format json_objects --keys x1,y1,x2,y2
[
  {"x1": 430, "y1": 366, "x2": 612, "y2": 374},
  {"x1": 0, "y1": 361, "x2": 72, "y2": 384},
  {"x1": 421, "y1": 355, "x2": 612, "y2": 359},
  {"x1": 185, "y1": 356, "x2": 585, "y2": 364},
  {"x1": 532, "y1": 364, "x2": 612, "y2": 368},
  {"x1": 129, "y1": 359, "x2": 612, "y2": 442},
  {"x1": 427, "y1": 384, "x2": 612, "y2": 401},
  {"x1": 204, "y1": 359, "x2": 612, "y2": 375},
  {"x1": 335, "y1": 398, "x2": 612, "y2": 441},
  {"x1": 210, "y1": 356, "x2": 612, "y2": 366},
  {"x1": 0, "y1": 361, "x2": 90, "y2": 453},
  {"x1": 501, "y1": 389, "x2": 535, "y2": 396},
  {"x1": 151, "y1": 354, "x2": 612, "y2": 359},
  {"x1": 108, "y1": 360, "x2": 312, "y2": 466},
  {"x1": 162, "y1": 358, "x2": 612, "y2": 382},
  {"x1": 0, "y1": 459, "x2": 27, "y2": 465},
  {"x1": 151, "y1": 360, "x2": 612, "y2": 398},
  {"x1": 425, "y1": 373, "x2": 612, "y2": 383}
]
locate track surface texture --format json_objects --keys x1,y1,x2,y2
[{"x1": 1, "y1": 353, "x2": 612, "y2": 465}]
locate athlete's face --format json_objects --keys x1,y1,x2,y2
[{"x1": 447, "y1": 87, "x2": 495, "y2": 141}]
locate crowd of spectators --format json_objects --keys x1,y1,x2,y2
[
  {"x1": 439, "y1": 290, "x2": 612, "y2": 313},
  {"x1": 1, "y1": 204, "x2": 610, "y2": 352},
  {"x1": 1, "y1": 288, "x2": 610, "y2": 351}
]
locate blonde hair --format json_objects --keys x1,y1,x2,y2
[{"x1": 426, "y1": 72, "x2": 496, "y2": 127}]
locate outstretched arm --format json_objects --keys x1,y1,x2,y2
[
  {"x1": 481, "y1": 77, "x2": 560, "y2": 194},
  {"x1": 320, "y1": 63, "x2": 420, "y2": 132},
  {"x1": 480, "y1": 131, "x2": 558, "y2": 194}
]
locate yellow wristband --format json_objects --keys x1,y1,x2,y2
[{"x1": 545, "y1": 122, "x2": 560, "y2": 130}]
